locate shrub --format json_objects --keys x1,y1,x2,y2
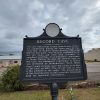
[{"x1": 1, "y1": 65, "x2": 24, "y2": 91}]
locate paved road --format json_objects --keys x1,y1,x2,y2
[
  {"x1": 0, "y1": 62, "x2": 100, "y2": 81},
  {"x1": 86, "y1": 62, "x2": 100, "y2": 72},
  {"x1": 86, "y1": 62, "x2": 100, "y2": 81}
]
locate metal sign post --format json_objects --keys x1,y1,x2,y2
[{"x1": 50, "y1": 83, "x2": 58, "y2": 100}]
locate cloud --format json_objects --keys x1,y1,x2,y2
[
  {"x1": 0, "y1": 0, "x2": 100, "y2": 54},
  {"x1": 0, "y1": 0, "x2": 30, "y2": 29},
  {"x1": 5, "y1": 31, "x2": 21, "y2": 39}
]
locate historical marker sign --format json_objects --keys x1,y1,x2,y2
[{"x1": 20, "y1": 23, "x2": 87, "y2": 83}]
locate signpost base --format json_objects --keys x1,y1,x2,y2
[{"x1": 50, "y1": 83, "x2": 58, "y2": 100}]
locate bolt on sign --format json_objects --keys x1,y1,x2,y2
[{"x1": 20, "y1": 23, "x2": 87, "y2": 83}]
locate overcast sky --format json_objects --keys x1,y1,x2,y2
[{"x1": 0, "y1": 0, "x2": 100, "y2": 54}]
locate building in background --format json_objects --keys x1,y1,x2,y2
[
  {"x1": 0, "y1": 48, "x2": 100, "y2": 67},
  {"x1": 0, "y1": 55, "x2": 21, "y2": 67},
  {"x1": 84, "y1": 48, "x2": 100, "y2": 61}
]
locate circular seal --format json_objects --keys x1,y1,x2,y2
[{"x1": 45, "y1": 23, "x2": 60, "y2": 37}]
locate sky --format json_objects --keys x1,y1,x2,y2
[{"x1": 0, "y1": 0, "x2": 100, "y2": 55}]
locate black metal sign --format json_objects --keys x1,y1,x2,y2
[{"x1": 20, "y1": 23, "x2": 87, "y2": 83}]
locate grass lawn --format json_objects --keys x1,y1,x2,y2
[{"x1": 0, "y1": 88, "x2": 100, "y2": 100}]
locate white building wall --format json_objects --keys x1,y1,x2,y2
[
  {"x1": 0, "y1": 56, "x2": 21, "y2": 67},
  {"x1": 85, "y1": 48, "x2": 100, "y2": 61}
]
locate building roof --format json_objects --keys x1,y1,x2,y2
[{"x1": 0, "y1": 55, "x2": 21, "y2": 60}]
